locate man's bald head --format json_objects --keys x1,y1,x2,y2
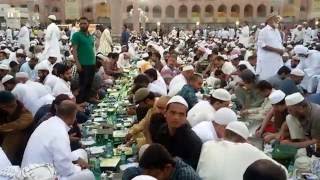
[
  {"x1": 155, "y1": 96, "x2": 171, "y2": 114},
  {"x1": 57, "y1": 100, "x2": 78, "y2": 126}
]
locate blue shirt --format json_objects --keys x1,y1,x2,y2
[
  {"x1": 178, "y1": 84, "x2": 198, "y2": 109},
  {"x1": 279, "y1": 78, "x2": 301, "y2": 95}
]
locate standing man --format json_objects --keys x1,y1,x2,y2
[
  {"x1": 98, "y1": 26, "x2": 113, "y2": 56},
  {"x1": 18, "y1": 24, "x2": 30, "y2": 51},
  {"x1": 43, "y1": 15, "x2": 61, "y2": 62},
  {"x1": 256, "y1": 14, "x2": 284, "y2": 80},
  {"x1": 121, "y1": 25, "x2": 130, "y2": 46},
  {"x1": 71, "y1": 17, "x2": 96, "y2": 103}
]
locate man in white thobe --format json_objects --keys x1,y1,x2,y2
[
  {"x1": 187, "y1": 88, "x2": 231, "y2": 127},
  {"x1": 197, "y1": 122, "x2": 287, "y2": 180},
  {"x1": 294, "y1": 45, "x2": 320, "y2": 93},
  {"x1": 6, "y1": 28, "x2": 13, "y2": 42},
  {"x1": 98, "y1": 27, "x2": 113, "y2": 56},
  {"x1": 192, "y1": 108, "x2": 237, "y2": 143},
  {"x1": 22, "y1": 101, "x2": 94, "y2": 180},
  {"x1": 256, "y1": 14, "x2": 284, "y2": 80},
  {"x1": 52, "y1": 65, "x2": 74, "y2": 98},
  {"x1": 292, "y1": 25, "x2": 304, "y2": 44},
  {"x1": 239, "y1": 23, "x2": 250, "y2": 47},
  {"x1": 18, "y1": 24, "x2": 30, "y2": 51},
  {"x1": 168, "y1": 65, "x2": 194, "y2": 97},
  {"x1": 43, "y1": 15, "x2": 62, "y2": 62}
]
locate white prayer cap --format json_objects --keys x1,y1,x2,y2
[
  {"x1": 229, "y1": 54, "x2": 239, "y2": 61},
  {"x1": 96, "y1": 54, "x2": 107, "y2": 61},
  {"x1": 290, "y1": 68, "x2": 305, "y2": 77},
  {"x1": 214, "y1": 108, "x2": 237, "y2": 125},
  {"x1": 293, "y1": 45, "x2": 308, "y2": 55},
  {"x1": 269, "y1": 90, "x2": 286, "y2": 105},
  {"x1": 3, "y1": 49, "x2": 11, "y2": 55},
  {"x1": 211, "y1": 88, "x2": 231, "y2": 101},
  {"x1": 16, "y1": 49, "x2": 24, "y2": 54},
  {"x1": 35, "y1": 63, "x2": 49, "y2": 71},
  {"x1": 61, "y1": 35, "x2": 68, "y2": 40},
  {"x1": 167, "y1": 95, "x2": 188, "y2": 108},
  {"x1": 16, "y1": 72, "x2": 29, "y2": 79},
  {"x1": 285, "y1": 92, "x2": 304, "y2": 106},
  {"x1": 182, "y1": 65, "x2": 194, "y2": 72},
  {"x1": 1, "y1": 74, "x2": 13, "y2": 84},
  {"x1": 226, "y1": 121, "x2": 250, "y2": 140},
  {"x1": 48, "y1": 15, "x2": 56, "y2": 21},
  {"x1": 297, "y1": 25, "x2": 303, "y2": 28},
  {"x1": 0, "y1": 64, "x2": 9, "y2": 70},
  {"x1": 292, "y1": 55, "x2": 300, "y2": 61},
  {"x1": 132, "y1": 175, "x2": 157, "y2": 180},
  {"x1": 142, "y1": 53, "x2": 149, "y2": 59}
]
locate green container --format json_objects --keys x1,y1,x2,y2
[{"x1": 271, "y1": 143, "x2": 297, "y2": 167}]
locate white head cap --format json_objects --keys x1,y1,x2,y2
[
  {"x1": 214, "y1": 108, "x2": 237, "y2": 125},
  {"x1": 96, "y1": 54, "x2": 107, "y2": 61},
  {"x1": 0, "y1": 64, "x2": 9, "y2": 70},
  {"x1": 226, "y1": 121, "x2": 250, "y2": 140},
  {"x1": 290, "y1": 68, "x2": 305, "y2": 77},
  {"x1": 132, "y1": 175, "x2": 157, "y2": 180},
  {"x1": 293, "y1": 45, "x2": 308, "y2": 55},
  {"x1": 182, "y1": 65, "x2": 194, "y2": 72},
  {"x1": 48, "y1": 15, "x2": 57, "y2": 21},
  {"x1": 61, "y1": 35, "x2": 68, "y2": 40},
  {"x1": 1, "y1": 74, "x2": 13, "y2": 84},
  {"x1": 285, "y1": 92, "x2": 304, "y2": 106},
  {"x1": 142, "y1": 53, "x2": 149, "y2": 59},
  {"x1": 269, "y1": 90, "x2": 286, "y2": 105},
  {"x1": 16, "y1": 72, "x2": 29, "y2": 79},
  {"x1": 16, "y1": 49, "x2": 24, "y2": 54},
  {"x1": 35, "y1": 63, "x2": 49, "y2": 71},
  {"x1": 211, "y1": 89, "x2": 232, "y2": 102},
  {"x1": 167, "y1": 95, "x2": 188, "y2": 109}
]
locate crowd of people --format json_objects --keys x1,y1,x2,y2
[{"x1": 0, "y1": 12, "x2": 320, "y2": 179}]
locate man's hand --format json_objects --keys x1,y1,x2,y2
[
  {"x1": 240, "y1": 109, "x2": 249, "y2": 117},
  {"x1": 69, "y1": 133, "x2": 80, "y2": 142},
  {"x1": 276, "y1": 49, "x2": 284, "y2": 56},
  {"x1": 76, "y1": 158, "x2": 90, "y2": 170},
  {"x1": 76, "y1": 62, "x2": 82, "y2": 72}
]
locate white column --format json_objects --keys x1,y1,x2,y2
[
  {"x1": 133, "y1": 0, "x2": 140, "y2": 33},
  {"x1": 110, "y1": 0, "x2": 123, "y2": 41}
]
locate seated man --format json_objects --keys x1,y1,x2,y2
[
  {"x1": 178, "y1": 73, "x2": 203, "y2": 109},
  {"x1": 192, "y1": 108, "x2": 237, "y2": 143},
  {"x1": 243, "y1": 159, "x2": 287, "y2": 180},
  {"x1": 134, "y1": 88, "x2": 156, "y2": 122},
  {"x1": 22, "y1": 100, "x2": 94, "y2": 180},
  {"x1": 280, "y1": 93, "x2": 320, "y2": 148},
  {"x1": 240, "y1": 80, "x2": 273, "y2": 134},
  {"x1": 266, "y1": 66, "x2": 291, "y2": 90},
  {"x1": 187, "y1": 89, "x2": 231, "y2": 127},
  {"x1": 153, "y1": 96, "x2": 202, "y2": 169},
  {"x1": 279, "y1": 68, "x2": 305, "y2": 95},
  {"x1": 139, "y1": 143, "x2": 201, "y2": 180},
  {"x1": 235, "y1": 69, "x2": 264, "y2": 109},
  {"x1": 197, "y1": 121, "x2": 287, "y2": 180},
  {"x1": 0, "y1": 91, "x2": 33, "y2": 165}
]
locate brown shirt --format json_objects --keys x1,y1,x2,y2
[{"x1": 300, "y1": 103, "x2": 320, "y2": 139}]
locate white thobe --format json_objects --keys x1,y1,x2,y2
[
  {"x1": 43, "y1": 23, "x2": 61, "y2": 62},
  {"x1": 52, "y1": 78, "x2": 74, "y2": 98},
  {"x1": 256, "y1": 25, "x2": 284, "y2": 80},
  {"x1": 25, "y1": 80, "x2": 54, "y2": 109},
  {"x1": 43, "y1": 74, "x2": 59, "y2": 92},
  {"x1": 168, "y1": 74, "x2": 187, "y2": 97},
  {"x1": 117, "y1": 53, "x2": 131, "y2": 69},
  {"x1": 297, "y1": 50, "x2": 320, "y2": 93},
  {"x1": 18, "y1": 26, "x2": 30, "y2": 50},
  {"x1": 187, "y1": 101, "x2": 215, "y2": 127},
  {"x1": 0, "y1": 147, "x2": 11, "y2": 167},
  {"x1": 229, "y1": 28, "x2": 236, "y2": 39},
  {"x1": 221, "y1": 30, "x2": 230, "y2": 40},
  {"x1": 22, "y1": 116, "x2": 94, "y2": 180},
  {"x1": 20, "y1": 62, "x2": 37, "y2": 81},
  {"x1": 197, "y1": 141, "x2": 287, "y2": 180},
  {"x1": 98, "y1": 29, "x2": 112, "y2": 56},
  {"x1": 239, "y1": 26, "x2": 250, "y2": 47},
  {"x1": 37, "y1": 60, "x2": 56, "y2": 73},
  {"x1": 292, "y1": 29, "x2": 304, "y2": 44},
  {"x1": 148, "y1": 74, "x2": 167, "y2": 96},
  {"x1": 6, "y1": 29, "x2": 12, "y2": 42},
  {"x1": 192, "y1": 121, "x2": 218, "y2": 143},
  {"x1": 304, "y1": 27, "x2": 314, "y2": 45}
]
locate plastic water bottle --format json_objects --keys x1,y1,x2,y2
[
  {"x1": 132, "y1": 142, "x2": 138, "y2": 156},
  {"x1": 120, "y1": 151, "x2": 127, "y2": 165},
  {"x1": 93, "y1": 156, "x2": 101, "y2": 176},
  {"x1": 105, "y1": 141, "x2": 113, "y2": 158}
]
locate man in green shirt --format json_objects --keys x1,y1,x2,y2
[{"x1": 71, "y1": 17, "x2": 96, "y2": 103}]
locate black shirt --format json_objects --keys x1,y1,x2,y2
[{"x1": 155, "y1": 123, "x2": 203, "y2": 170}]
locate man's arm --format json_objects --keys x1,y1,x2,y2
[
  {"x1": 281, "y1": 139, "x2": 317, "y2": 148},
  {"x1": 71, "y1": 44, "x2": 82, "y2": 72}
]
